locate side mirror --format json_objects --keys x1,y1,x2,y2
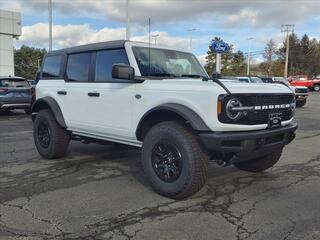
[{"x1": 112, "y1": 64, "x2": 135, "y2": 80}]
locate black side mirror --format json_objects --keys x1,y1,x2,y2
[{"x1": 112, "y1": 64, "x2": 135, "y2": 80}]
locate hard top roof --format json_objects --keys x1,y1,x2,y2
[{"x1": 46, "y1": 40, "x2": 127, "y2": 56}]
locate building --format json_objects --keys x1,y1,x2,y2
[{"x1": 0, "y1": 9, "x2": 21, "y2": 75}]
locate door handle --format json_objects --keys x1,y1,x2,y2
[
  {"x1": 88, "y1": 92, "x2": 100, "y2": 97},
  {"x1": 57, "y1": 90, "x2": 67, "y2": 95}
]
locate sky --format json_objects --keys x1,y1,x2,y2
[{"x1": 1, "y1": 0, "x2": 320, "y2": 65}]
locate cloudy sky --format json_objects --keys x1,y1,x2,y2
[{"x1": 1, "y1": 0, "x2": 320, "y2": 63}]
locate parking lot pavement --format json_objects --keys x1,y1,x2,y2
[{"x1": 0, "y1": 93, "x2": 319, "y2": 240}]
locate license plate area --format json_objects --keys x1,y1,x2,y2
[{"x1": 268, "y1": 113, "x2": 282, "y2": 128}]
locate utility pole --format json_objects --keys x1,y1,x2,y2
[
  {"x1": 281, "y1": 24, "x2": 294, "y2": 78},
  {"x1": 246, "y1": 37, "x2": 254, "y2": 75},
  {"x1": 187, "y1": 28, "x2": 197, "y2": 51},
  {"x1": 152, "y1": 34, "x2": 159, "y2": 44},
  {"x1": 48, "y1": 0, "x2": 52, "y2": 51},
  {"x1": 126, "y1": 0, "x2": 130, "y2": 40}
]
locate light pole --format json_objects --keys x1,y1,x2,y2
[
  {"x1": 152, "y1": 34, "x2": 160, "y2": 44},
  {"x1": 246, "y1": 37, "x2": 254, "y2": 75},
  {"x1": 187, "y1": 28, "x2": 197, "y2": 51},
  {"x1": 126, "y1": 0, "x2": 130, "y2": 40},
  {"x1": 48, "y1": 0, "x2": 52, "y2": 51}
]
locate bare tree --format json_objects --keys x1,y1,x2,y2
[{"x1": 263, "y1": 39, "x2": 277, "y2": 76}]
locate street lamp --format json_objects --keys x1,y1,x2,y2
[
  {"x1": 126, "y1": 0, "x2": 130, "y2": 40},
  {"x1": 48, "y1": 0, "x2": 52, "y2": 51},
  {"x1": 152, "y1": 34, "x2": 160, "y2": 44},
  {"x1": 246, "y1": 37, "x2": 254, "y2": 75},
  {"x1": 187, "y1": 28, "x2": 197, "y2": 51}
]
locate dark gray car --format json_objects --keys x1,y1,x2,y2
[{"x1": 0, "y1": 76, "x2": 32, "y2": 114}]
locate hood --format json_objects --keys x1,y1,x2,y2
[
  {"x1": 146, "y1": 78, "x2": 293, "y2": 95},
  {"x1": 221, "y1": 82, "x2": 293, "y2": 94}
]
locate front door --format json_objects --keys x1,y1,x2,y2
[{"x1": 62, "y1": 49, "x2": 136, "y2": 141}]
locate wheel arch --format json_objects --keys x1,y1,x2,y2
[
  {"x1": 136, "y1": 103, "x2": 210, "y2": 141},
  {"x1": 31, "y1": 97, "x2": 67, "y2": 128}
]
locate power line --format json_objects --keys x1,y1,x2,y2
[{"x1": 281, "y1": 24, "x2": 295, "y2": 78}]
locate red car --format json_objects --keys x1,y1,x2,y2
[{"x1": 288, "y1": 75, "x2": 320, "y2": 91}]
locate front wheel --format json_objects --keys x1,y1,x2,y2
[
  {"x1": 33, "y1": 109, "x2": 70, "y2": 159},
  {"x1": 314, "y1": 84, "x2": 320, "y2": 91},
  {"x1": 141, "y1": 121, "x2": 209, "y2": 199},
  {"x1": 234, "y1": 149, "x2": 282, "y2": 172}
]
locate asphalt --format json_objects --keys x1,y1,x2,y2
[{"x1": 0, "y1": 93, "x2": 319, "y2": 240}]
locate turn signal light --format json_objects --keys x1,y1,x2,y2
[{"x1": 217, "y1": 99, "x2": 222, "y2": 115}]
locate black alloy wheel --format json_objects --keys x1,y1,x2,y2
[
  {"x1": 151, "y1": 141, "x2": 183, "y2": 183},
  {"x1": 38, "y1": 121, "x2": 51, "y2": 148}
]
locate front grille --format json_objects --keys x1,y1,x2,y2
[
  {"x1": 295, "y1": 88, "x2": 308, "y2": 94},
  {"x1": 219, "y1": 94, "x2": 295, "y2": 125}
]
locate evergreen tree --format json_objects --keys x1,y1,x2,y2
[
  {"x1": 14, "y1": 45, "x2": 47, "y2": 79},
  {"x1": 204, "y1": 37, "x2": 247, "y2": 76}
]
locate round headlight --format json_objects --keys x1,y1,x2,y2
[{"x1": 226, "y1": 98, "x2": 244, "y2": 120}]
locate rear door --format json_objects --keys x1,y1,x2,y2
[{"x1": 0, "y1": 78, "x2": 31, "y2": 104}]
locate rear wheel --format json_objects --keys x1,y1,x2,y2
[
  {"x1": 314, "y1": 84, "x2": 320, "y2": 91},
  {"x1": 234, "y1": 149, "x2": 282, "y2": 172},
  {"x1": 33, "y1": 109, "x2": 70, "y2": 159},
  {"x1": 141, "y1": 121, "x2": 209, "y2": 199}
]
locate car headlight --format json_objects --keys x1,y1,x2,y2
[{"x1": 226, "y1": 98, "x2": 245, "y2": 120}]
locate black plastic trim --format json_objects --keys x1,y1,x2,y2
[
  {"x1": 136, "y1": 103, "x2": 210, "y2": 139},
  {"x1": 199, "y1": 122, "x2": 297, "y2": 156},
  {"x1": 31, "y1": 97, "x2": 67, "y2": 128}
]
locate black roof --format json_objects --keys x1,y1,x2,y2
[{"x1": 47, "y1": 40, "x2": 127, "y2": 55}]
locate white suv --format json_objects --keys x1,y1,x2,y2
[{"x1": 32, "y1": 40, "x2": 297, "y2": 199}]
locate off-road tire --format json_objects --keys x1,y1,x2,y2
[
  {"x1": 314, "y1": 84, "x2": 320, "y2": 91},
  {"x1": 33, "y1": 109, "x2": 70, "y2": 159},
  {"x1": 296, "y1": 99, "x2": 306, "y2": 107},
  {"x1": 234, "y1": 149, "x2": 282, "y2": 172},
  {"x1": 141, "y1": 121, "x2": 209, "y2": 199}
]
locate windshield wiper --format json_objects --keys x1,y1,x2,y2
[
  {"x1": 149, "y1": 73, "x2": 178, "y2": 77},
  {"x1": 181, "y1": 74, "x2": 209, "y2": 80}
]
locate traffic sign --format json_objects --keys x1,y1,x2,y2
[{"x1": 209, "y1": 40, "x2": 230, "y2": 53}]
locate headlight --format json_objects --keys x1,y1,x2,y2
[{"x1": 226, "y1": 98, "x2": 245, "y2": 120}]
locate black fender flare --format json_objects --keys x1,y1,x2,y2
[
  {"x1": 136, "y1": 103, "x2": 210, "y2": 139},
  {"x1": 31, "y1": 97, "x2": 67, "y2": 128}
]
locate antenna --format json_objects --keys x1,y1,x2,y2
[{"x1": 148, "y1": 17, "x2": 151, "y2": 76}]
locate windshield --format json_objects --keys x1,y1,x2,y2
[{"x1": 132, "y1": 47, "x2": 207, "y2": 79}]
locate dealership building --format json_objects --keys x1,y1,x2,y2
[{"x1": 0, "y1": 9, "x2": 21, "y2": 76}]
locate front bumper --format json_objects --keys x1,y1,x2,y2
[{"x1": 199, "y1": 123, "x2": 297, "y2": 163}]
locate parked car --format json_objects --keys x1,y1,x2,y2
[
  {"x1": 288, "y1": 75, "x2": 320, "y2": 91},
  {"x1": 0, "y1": 76, "x2": 32, "y2": 114},
  {"x1": 32, "y1": 40, "x2": 297, "y2": 199},
  {"x1": 236, "y1": 76, "x2": 264, "y2": 83},
  {"x1": 271, "y1": 77, "x2": 308, "y2": 107}
]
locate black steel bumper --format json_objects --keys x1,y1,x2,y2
[{"x1": 199, "y1": 123, "x2": 297, "y2": 163}]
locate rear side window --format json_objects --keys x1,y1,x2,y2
[
  {"x1": 0, "y1": 79, "x2": 29, "y2": 88},
  {"x1": 42, "y1": 55, "x2": 62, "y2": 78},
  {"x1": 95, "y1": 49, "x2": 129, "y2": 82},
  {"x1": 66, "y1": 52, "x2": 92, "y2": 82}
]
